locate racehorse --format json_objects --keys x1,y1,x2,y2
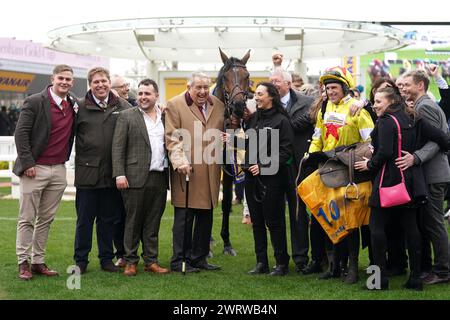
[
  {"x1": 213, "y1": 48, "x2": 251, "y2": 257},
  {"x1": 214, "y1": 48, "x2": 251, "y2": 127}
]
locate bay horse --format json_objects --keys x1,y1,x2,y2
[
  {"x1": 214, "y1": 48, "x2": 251, "y2": 127},
  {"x1": 213, "y1": 48, "x2": 251, "y2": 257}
]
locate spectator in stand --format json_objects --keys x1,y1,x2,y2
[{"x1": 0, "y1": 106, "x2": 12, "y2": 135}]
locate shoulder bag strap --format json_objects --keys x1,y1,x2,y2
[{"x1": 379, "y1": 114, "x2": 405, "y2": 189}]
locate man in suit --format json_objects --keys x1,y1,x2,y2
[
  {"x1": 396, "y1": 70, "x2": 450, "y2": 285},
  {"x1": 112, "y1": 79, "x2": 169, "y2": 276},
  {"x1": 73, "y1": 67, "x2": 130, "y2": 274},
  {"x1": 14, "y1": 64, "x2": 77, "y2": 280},
  {"x1": 165, "y1": 72, "x2": 224, "y2": 272},
  {"x1": 270, "y1": 57, "x2": 315, "y2": 273}
]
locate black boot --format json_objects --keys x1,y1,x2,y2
[
  {"x1": 248, "y1": 263, "x2": 269, "y2": 275},
  {"x1": 269, "y1": 264, "x2": 289, "y2": 276},
  {"x1": 302, "y1": 260, "x2": 323, "y2": 275},
  {"x1": 319, "y1": 251, "x2": 340, "y2": 280},
  {"x1": 344, "y1": 255, "x2": 359, "y2": 284},
  {"x1": 403, "y1": 276, "x2": 423, "y2": 291}
]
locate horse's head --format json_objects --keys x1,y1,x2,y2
[{"x1": 217, "y1": 48, "x2": 251, "y2": 119}]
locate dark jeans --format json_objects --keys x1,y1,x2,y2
[
  {"x1": 170, "y1": 207, "x2": 213, "y2": 269},
  {"x1": 419, "y1": 183, "x2": 449, "y2": 277},
  {"x1": 245, "y1": 174, "x2": 289, "y2": 266},
  {"x1": 113, "y1": 195, "x2": 126, "y2": 260},
  {"x1": 74, "y1": 188, "x2": 124, "y2": 267},
  {"x1": 370, "y1": 206, "x2": 422, "y2": 279}
]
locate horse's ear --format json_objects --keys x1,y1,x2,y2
[
  {"x1": 241, "y1": 49, "x2": 251, "y2": 65},
  {"x1": 219, "y1": 47, "x2": 228, "y2": 63}
]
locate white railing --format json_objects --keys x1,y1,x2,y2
[{"x1": 0, "y1": 136, "x2": 16, "y2": 178}]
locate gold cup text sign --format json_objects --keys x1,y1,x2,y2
[{"x1": 0, "y1": 71, "x2": 35, "y2": 92}]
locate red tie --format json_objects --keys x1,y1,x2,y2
[
  {"x1": 198, "y1": 106, "x2": 205, "y2": 121},
  {"x1": 61, "y1": 99, "x2": 69, "y2": 111}
]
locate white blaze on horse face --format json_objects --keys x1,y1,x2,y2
[
  {"x1": 188, "y1": 77, "x2": 210, "y2": 107},
  {"x1": 224, "y1": 66, "x2": 249, "y2": 103}
]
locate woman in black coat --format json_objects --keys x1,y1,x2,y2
[
  {"x1": 355, "y1": 86, "x2": 450, "y2": 290},
  {"x1": 244, "y1": 82, "x2": 295, "y2": 276}
]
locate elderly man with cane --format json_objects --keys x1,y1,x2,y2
[{"x1": 165, "y1": 72, "x2": 225, "y2": 273}]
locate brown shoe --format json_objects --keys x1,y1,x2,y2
[
  {"x1": 18, "y1": 261, "x2": 33, "y2": 280},
  {"x1": 124, "y1": 264, "x2": 137, "y2": 276},
  {"x1": 242, "y1": 215, "x2": 252, "y2": 225},
  {"x1": 31, "y1": 263, "x2": 59, "y2": 276},
  {"x1": 115, "y1": 257, "x2": 126, "y2": 268},
  {"x1": 144, "y1": 263, "x2": 170, "y2": 274}
]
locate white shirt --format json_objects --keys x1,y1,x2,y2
[
  {"x1": 280, "y1": 92, "x2": 290, "y2": 109},
  {"x1": 93, "y1": 94, "x2": 109, "y2": 107},
  {"x1": 49, "y1": 87, "x2": 68, "y2": 110},
  {"x1": 139, "y1": 106, "x2": 166, "y2": 172},
  {"x1": 435, "y1": 76, "x2": 449, "y2": 90}
]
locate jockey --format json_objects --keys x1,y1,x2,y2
[
  {"x1": 309, "y1": 66, "x2": 374, "y2": 153},
  {"x1": 307, "y1": 66, "x2": 374, "y2": 284}
]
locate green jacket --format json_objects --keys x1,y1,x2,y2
[{"x1": 74, "y1": 91, "x2": 130, "y2": 188}]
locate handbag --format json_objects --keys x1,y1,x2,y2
[{"x1": 379, "y1": 114, "x2": 411, "y2": 208}]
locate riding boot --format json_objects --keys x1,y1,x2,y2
[
  {"x1": 318, "y1": 250, "x2": 340, "y2": 280},
  {"x1": 344, "y1": 254, "x2": 359, "y2": 284}
]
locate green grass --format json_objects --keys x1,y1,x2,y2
[
  {"x1": 1, "y1": 198, "x2": 450, "y2": 300},
  {"x1": 0, "y1": 178, "x2": 11, "y2": 198}
]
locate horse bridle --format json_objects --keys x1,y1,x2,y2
[
  {"x1": 222, "y1": 62, "x2": 249, "y2": 109},
  {"x1": 221, "y1": 62, "x2": 250, "y2": 180}
]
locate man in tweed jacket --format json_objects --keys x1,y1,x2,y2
[{"x1": 112, "y1": 79, "x2": 169, "y2": 276}]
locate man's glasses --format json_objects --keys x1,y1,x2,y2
[{"x1": 271, "y1": 79, "x2": 288, "y2": 85}]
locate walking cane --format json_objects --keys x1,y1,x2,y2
[{"x1": 182, "y1": 173, "x2": 190, "y2": 276}]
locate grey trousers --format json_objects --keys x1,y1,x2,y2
[
  {"x1": 121, "y1": 171, "x2": 167, "y2": 265},
  {"x1": 419, "y1": 182, "x2": 449, "y2": 277}
]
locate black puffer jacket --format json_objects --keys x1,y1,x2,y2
[{"x1": 244, "y1": 107, "x2": 294, "y2": 182}]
